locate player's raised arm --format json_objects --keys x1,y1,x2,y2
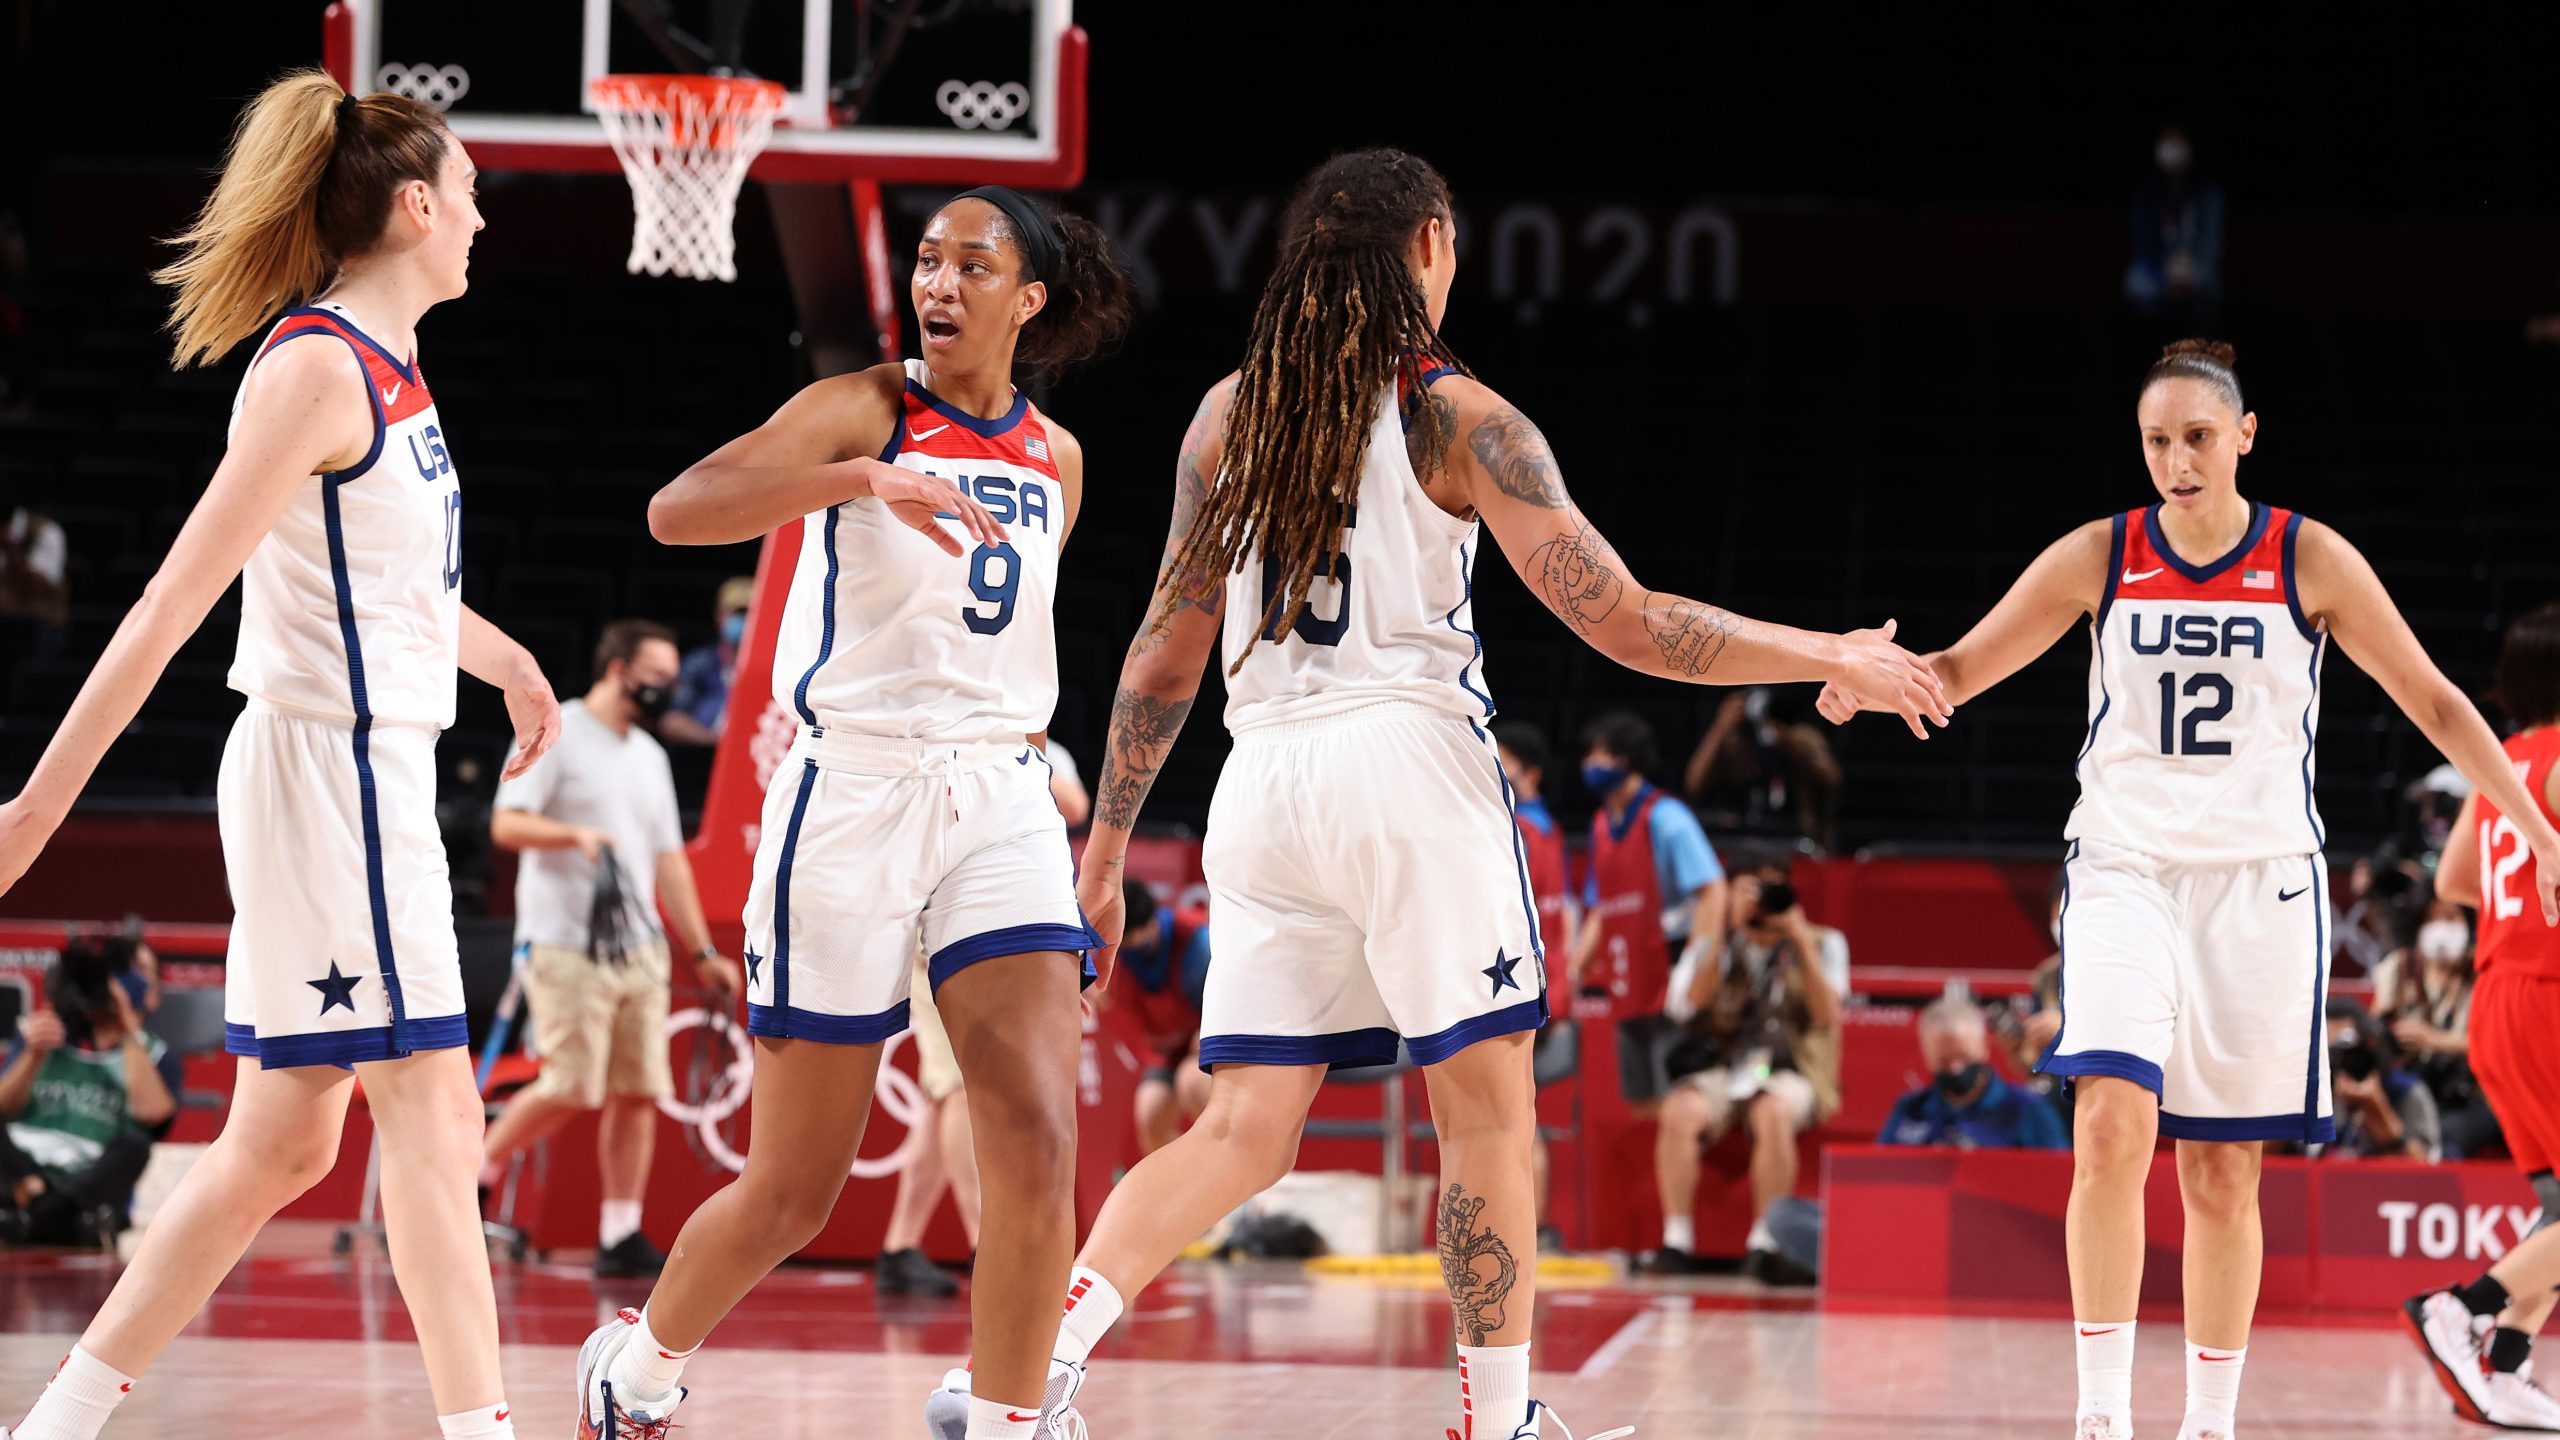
[
  {"x1": 0, "y1": 339, "x2": 367, "y2": 894},
  {"x1": 1815, "y1": 518, "x2": 2114, "y2": 726},
  {"x1": 646, "y1": 365, "x2": 1005, "y2": 551},
  {"x1": 1439, "y1": 375, "x2": 1951, "y2": 738},
  {"x1": 2303, "y1": 520, "x2": 2560, "y2": 923},
  {"x1": 1076, "y1": 376, "x2": 1236, "y2": 964}
]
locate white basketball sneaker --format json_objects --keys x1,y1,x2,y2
[
  {"x1": 1448, "y1": 1398, "x2": 1633, "y2": 1440},
  {"x1": 924, "y1": 1360, "x2": 1088, "y2": 1440},
  {"x1": 2485, "y1": 1361, "x2": 2560, "y2": 1431},
  {"x1": 2074, "y1": 1411, "x2": 2134, "y2": 1440},
  {"x1": 2174, "y1": 1412, "x2": 2232, "y2": 1440},
  {"x1": 2402, "y1": 1289, "x2": 2496, "y2": 1423},
  {"x1": 574, "y1": 1307, "x2": 686, "y2": 1440}
]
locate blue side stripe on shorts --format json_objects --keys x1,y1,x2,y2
[
  {"x1": 2034, "y1": 839, "x2": 2081, "y2": 1075},
  {"x1": 2302, "y1": 855, "x2": 2331, "y2": 1143},
  {"x1": 768, "y1": 760, "x2": 820, "y2": 1028}
]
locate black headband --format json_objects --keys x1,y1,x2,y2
[{"x1": 949, "y1": 185, "x2": 1062, "y2": 284}]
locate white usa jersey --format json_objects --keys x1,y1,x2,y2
[
  {"x1": 1220, "y1": 364, "x2": 1492, "y2": 732},
  {"x1": 772, "y1": 360, "x2": 1064, "y2": 740},
  {"x1": 227, "y1": 302, "x2": 461, "y2": 730},
  {"x1": 2066, "y1": 502, "x2": 2326, "y2": 864}
]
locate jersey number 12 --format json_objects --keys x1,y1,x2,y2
[
  {"x1": 2482, "y1": 812, "x2": 2531, "y2": 921},
  {"x1": 2156, "y1": 670, "x2": 2233, "y2": 756}
]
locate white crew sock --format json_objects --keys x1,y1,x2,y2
[
  {"x1": 2075, "y1": 1319, "x2": 2137, "y2": 1419},
  {"x1": 13, "y1": 1346, "x2": 135, "y2": 1440},
  {"x1": 1745, "y1": 1218, "x2": 1777, "y2": 1253},
  {"x1": 437, "y1": 1401, "x2": 517, "y2": 1439},
  {"x1": 1457, "y1": 1341, "x2": 1532, "y2": 1438},
  {"x1": 1661, "y1": 1215, "x2": 1696, "y2": 1252},
  {"x1": 599, "y1": 1198, "x2": 644, "y2": 1250},
  {"x1": 2185, "y1": 1339, "x2": 2246, "y2": 1426},
  {"x1": 964, "y1": 1394, "x2": 1040, "y2": 1439},
  {"x1": 1054, "y1": 1266, "x2": 1125, "y2": 1367},
  {"x1": 606, "y1": 1306, "x2": 697, "y2": 1408}
]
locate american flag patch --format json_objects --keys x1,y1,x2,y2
[
  {"x1": 1025, "y1": 435, "x2": 1049, "y2": 461},
  {"x1": 2242, "y1": 567, "x2": 2275, "y2": 589}
]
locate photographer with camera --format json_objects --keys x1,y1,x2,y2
[
  {"x1": 0, "y1": 934, "x2": 181, "y2": 1246},
  {"x1": 2322, "y1": 998, "x2": 2440, "y2": 1162},
  {"x1": 1645, "y1": 866, "x2": 1847, "y2": 1282},
  {"x1": 480, "y1": 620, "x2": 741, "y2": 1278}
]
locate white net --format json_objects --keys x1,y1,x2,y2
[{"x1": 588, "y1": 75, "x2": 787, "y2": 283}]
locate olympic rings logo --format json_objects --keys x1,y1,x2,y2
[
  {"x1": 375, "y1": 63, "x2": 472, "y2": 113},
  {"x1": 936, "y1": 80, "x2": 1030, "y2": 132},
  {"x1": 659, "y1": 1005, "x2": 928, "y2": 1179}
]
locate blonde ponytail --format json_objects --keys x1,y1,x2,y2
[{"x1": 154, "y1": 70, "x2": 450, "y2": 369}]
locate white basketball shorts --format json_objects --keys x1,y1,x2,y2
[
  {"x1": 741, "y1": 728, "x2": 1098, "y2": 1045},
  {"x1": 219, "y1": 701, "x2": 466, "y2": 1069},
  {"x1": 2038, "y1": 836, "x2": 2334, "y2": 1143},
  {"x1": 1200, "y1": 701, "x2": 1548, "y2": 1071}
]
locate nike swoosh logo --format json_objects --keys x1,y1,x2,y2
[
  {"x1": 494, "y1": 1410, "x2": 509, "y2": 1422},
  {"x1": 1006, "y1": 1412, "x2": 1040, "y2": 1423},
  {"x1": 2278, "y1": 887, "x2": 2308, "y2": 902},
  {"x1": 2079, "y1": 1327, "x2": 2120, "y2": 1337},
  {"x1": 910, "y1": 424, "x2": 951, "y2": 442},
  {"x1": 2198, "y1": 1353, "x2": 2241, "y2": 1362},
  {"x1": 1018, "y1": 751, "x2": 1034, "y2": 765},
  {"x1": 2122, "y1": 567, "x2": 2164, "y2": 584},
  {"x1": 381, "y1": 382, "x2": 404, "y2": 407}
]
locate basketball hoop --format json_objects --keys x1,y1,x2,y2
[{"x1": 588, "y1": 74, "x2": 787, "y2": 282}]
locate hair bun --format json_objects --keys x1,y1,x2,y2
[{"x1": 2160, "y1": 337, "x2": 2238, "y2": 369}]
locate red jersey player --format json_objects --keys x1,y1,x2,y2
[{"x1": 2406, "y1": 602, "x2": 2560, "y2": 1430}]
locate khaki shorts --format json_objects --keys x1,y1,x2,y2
[
  {"x1": 1674, "y1": 1067, "x2": 1819, "y2": 1138},
  {"x1": 905, "y1": 950, "x2": 963, "y2": 1102},
  {"x1": 522, "y1": 940, "x2": 673, "y2": 1107}
]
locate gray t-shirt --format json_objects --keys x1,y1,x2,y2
[{"x1": 493, "y1": 698, "x2": 684, "y2": 950}]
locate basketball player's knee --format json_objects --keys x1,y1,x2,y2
[
  {"x1": 223, "y1": 1125, "x2": 341, "y2": 1204},
  {"x1": 1192, "y1": 1105, "x2": 1304, "y2": 1187},
  {"x1": 2179, "y1": 1145, "x2": 2261, "y2": 1222},
  {"x1": 758, "y1": 1178, "x2": 844, "y2": 1253},
  {"x1": 979, "y1": 1109, "x2": 1075, "y2": 1200},
  {"x1": 2071, "y1": 1094, "x2": 2156, "y2": 1184}
]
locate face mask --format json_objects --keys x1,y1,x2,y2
[
  {"x1": 1582, "y1": 763, "x2": 1629, "y2": 796},
  {"x1": 721, "y1": 611, "x2": 747, "y2": 647},
  {"x1": 628, "y1": 683, "x2": 674, "y2": 722},
  {"x1": 1935, "y1": 1061, "x2": 1987, "y2": 1099},
  {"x1": 2417, "y1": 920, "x2": 2469, "y2": 965}
]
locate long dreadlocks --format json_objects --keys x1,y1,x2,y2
[{"x1": 1161, "y1": 149, "x2": 1470, "y2": 670}]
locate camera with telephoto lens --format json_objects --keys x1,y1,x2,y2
[
  {"x1": 46, "y1": 934, "x2": 135, "y2": 1047},
  {"x1": 1748, "y1": 881, "x2": 1800, "y2": 928}
]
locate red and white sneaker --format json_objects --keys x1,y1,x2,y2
[
  {"x1": 1448, "y1": 1398, "x2": 1633, "y2": 1440},
  {"x1": 574, "y1": 1307, "x2": 686, "y2": 1439},
  {"x1": 2402, "y1": 1289, "x2": 2495, "y2": 1423},
  {"x1": 2075, "y1": 1411, "x2": 2134, "y2": 1440},
  {"x1": 2485, "y1": 1361, "x2": 2560, "y2": 1431},
  {"x1": 2174, "y1": 1412, "x2": 2232, "y2": 1440}
]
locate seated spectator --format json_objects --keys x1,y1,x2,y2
[
  {"x1": 1646, "y1": 868, "x2": 1845, "y2": 1285},
  {"x1": 662, "y1": 576, "x2": 755, "y2": 747},
  {"x1": 1996, "y1": 879, "x2": 2075, "y2": 1132},
  {"x1": 2323, "y1": 999, "x2": 2440, "y2": 1162},
  {"x1": 2373, "y1": 900, "x2": 2497, "y2": 1158},
  {"x1": 1100, "y1": 883, "x2": 1211, "y2": 1157},
  {"x1": 0, "y1": 475, "x2": 68, "y2": 672},
  {"x1": 0, "y1": 935, "x2": 181, "y2": 1246},
  {"x1": 1880, "y1": 994, "x2": 2069, "y2": 1151}
]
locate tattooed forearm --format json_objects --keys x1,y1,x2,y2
[
  {"x1": 1136, "y1": 388, "x2": 1233, "y2": 655},
  {"x1": 1435, "y1": 1184, "x2": 1519, "y2": 1348},
  {"x1": 1465, "y1": 405, "x2": 1567, "y2": 509},
  {"x1": 1641, "y1": 592, "x2": 1739, "y2": 677},
  {"x1": 1093, "y1": 686, "x2": 1195, "y2": 832},
  {"x1": 1525, "y1": 521, "x2": 1626, "y2": 635}
]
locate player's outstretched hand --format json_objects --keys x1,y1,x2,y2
[
  {"x1": 499, "y1": 669, "x2": 563, "y2": 781},
  {"x1": 2533, "y1": 828, "x2": 2560, "y2": 926},
  {"x1": 1829, "y1": 620, "x2": 1954, "y2": 740},
  {"x1": 0, "y1": 797, "x2": 56, "y2": 902},
  {"x1": 865, "y1": 463, "x2": 1007, "y2": 557},
  {"x1": 1076, "y1": 861, "x2": 1126, "y2": 993}
]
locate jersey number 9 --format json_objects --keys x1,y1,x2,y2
[{"x1": 964, "y1": 541, "x2": 1020, "y2": 635}]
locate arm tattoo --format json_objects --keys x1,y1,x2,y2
[
  {"x1": 1405, "y1": 386, "x2": 1460, "y2": 483},
  {"x1": 1435, "y1": 1184, "x2": 1519, "y2": 1347},
  {"x1": 1135, "y1": 391, "x2": 1230, "y2": 657},
  {"x1": 1525, "y1": 521, "x2": 1625, "y2": 635},
  {"x1": 1465, "y1": 405, "x2": 1567, "y2": 509},
  {"x1": 1641, "y1": 592, "x2": 1739, "y2": 677},
  {"x1": 1093, "y1": 686, "x2": 1194, "y2": 832}
]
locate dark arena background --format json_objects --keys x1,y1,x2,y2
[{"x1": 1, "y1": 3, "x2": 2559, "y2": 1437}]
